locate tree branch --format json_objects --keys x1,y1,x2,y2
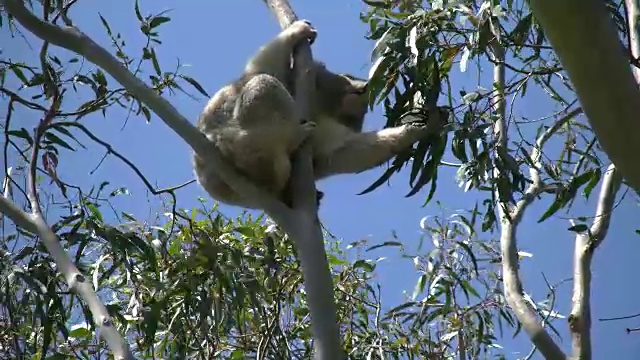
[
  {"x1": 567, "y1": 0, "x2": 637, "y2": 356},
  {"x1": 569, "y1": 164, "x2": 621, "y2": 359},
  {"x1": 261, "y1": 0, "x2": 317, "y2": 213},
  {"x1": 529, "y1": 0, "x2": 640, "y2": 193},
  {"x1": 512, "y1": 107, "x2": 584, "y2": 222},
  {"x1": 0, "y1": 197, "x2": 135, "y2": 360},
  {"x1": 0, "y1": 0, "x2": 289, "y2": 216},
  {"x1": 487, "y1": 15, "x2": 567, "y2": 360},
  {"x1": 261, "y1": 1, "x2": 343, "y2": 358},
  {"x1": 2, "y1": 167, "x2": 12, "y2": 201},
  {"x1": 0, "y1": 98, "x2": 135, "y2": 358}
]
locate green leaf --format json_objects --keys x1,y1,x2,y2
[
  {"x1": 13, "y1": 269, "x2": 47, "y2": 293},
  {"x1": 407, "y1": 134, "x2": 447, "y2": 199},
  {"x1": 538, "y1": 196, "x2": 563, "y2": 223},
  {"x1": 366, "y1": 241, "x2": 403, "y2": 252},
  {"x1": 359, "y1": 165, "x2": 400, "y2": 195},
  {"x1": 440, "y1": 44, "x2": 462, "y2": 73},
  {"x1": 411, "y1": 273, "x2": 427, "y2": 300},
  {"x1": 573, "y1": 169, "x2": 594, "y2": 189},
  {"x1": 85, "y1": 202, "x2": 103, "y2": 222},
  {"x1": 141, "y1": 105, "x2": 151, "y2": 122},
  {"x1": 134, "y1": 0, "x2": 143, "y2": 22},
  {"x1": 143, "y1": 299, "x2": 163, "y2": 345},
  {"x1": 510, "y1": 13, "x2": 533, "y2": 45},
  {"x1": 44, "y1": 132, "x2": 75, "y2": 151},
  {"x1": 109, "y1": 187, "x2": 130, "y2": 197},
  {"x1": 406, "y1": 156, "x2": 434, "y2": 197},
  {"x1": 150, "y1": 48, "x2": 161, "y2": 76},
  {"x1": 385, "y1": 301, "x2": 418, "y2": 318},
  {"x1": 459, "y1": 279, "x2": 481, "y2": 299},
  {"x1": 353, "y1": 259, "x2": 375, "y2": 272},
  {"x1": 99, "y1": 14, "x2": 112, "y2": 37},
  {"x1": 583, "y1": 167, "x2": 602, "y2": 199},
  {"x1": 7, "y1": 127, "x2": 33, "y2": 145},
  {"x1": 49, "y1": 123, "x2": 74, "y2": 139},
  {"x1": 451, "y1": 136, "x2": 468, "y2": 162},
  {"x1": 568, "y1": 224, "x2": 588, "y2": 233},
  {"x1": 180, "y1": 75, "x2": 209, "y2": 97},
  {"x1": 481, "y1": 202, "x2": 497, "y2": 232},
  {"x1": 370, "y1": 27, "x2": 393, "y2": 61},
  {"x1": 456, "y1": 241, "x2": 479, "y2": 276},
  {"x1": 368, "y1": 55, "x2": 396, "y2": 106},
  {"x1": 234, "y1": 226, "x2": 255, "y2": 238},
  {"x1": 149, "y1": 16, "x2": 171, "y2": 29},
  {"x1": 10, "y1": 64, "x2": 29, "y2": 85},
  {"x1": 92, "y1": 69, "x2": 107, "y2": 87}
]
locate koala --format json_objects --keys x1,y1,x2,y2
[{"x1": 193, "y1": 20, "x2": 437, "y2": 210}]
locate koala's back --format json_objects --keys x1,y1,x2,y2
[
  {"x1": 193, "y1": 83, "x2": 247, "y2": 206},
  {"x1": 196, "y1": 83, "x2": 240, "y2": 132},
  {"x1": 193, "y1": 74, "x2": 302, "y2": 209}
]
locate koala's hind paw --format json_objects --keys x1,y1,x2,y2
[{"x1": 288, "y1": 19, "x2": 317, "y2": 44}]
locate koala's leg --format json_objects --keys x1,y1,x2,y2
[
  {"x1": 234, "y1": 74, "x2": 313, "y2": 146},
  {"x1": 231, "y1": 74, "x2": 314, "y2": 200},
  {"x1": 244, "y1": 20, "x2": 317, "y2": 83},
  {"x1": 314, "y1": 124, "x2": 428, "y2": 178}
]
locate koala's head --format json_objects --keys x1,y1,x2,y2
[{"x1": 314, "y1": 63, "x2": 369, "y2": 132}]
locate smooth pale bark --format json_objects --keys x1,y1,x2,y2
[
  {"x1": 262, "y1": 0, "x2": 344, "y2": 358},
  {"x1": 529, "y1": 0, "x2": 640, "y2": 192}
]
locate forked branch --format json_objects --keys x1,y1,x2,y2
[
  {"x1": 569, "y1": 164, "x2": 621, "y2": 359},
  {"x1": 488, "y1": 15, "x2": 567, "y2": 360}
]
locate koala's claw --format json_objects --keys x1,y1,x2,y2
[
  {"x1": 301, "y1": 120, "x2": 317, "y2": 132},
  {"x1": 288, "y1": 19, "x2": 317, "y2": 45}
]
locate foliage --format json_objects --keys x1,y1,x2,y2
[
  {"x1": 361, "y1": 0, "x2": 616, "y2": 228},
  {"x1": 359, "y1": 0, "x2": 632, "y2": 358},
  {"x1": 0, "y1": 187, "x2": 507, "y2": 358}
]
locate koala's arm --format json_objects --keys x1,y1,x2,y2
[
  {"x1": 314, "y1": 124, "x2": 430, "y2": 178},
  {"x1": 244, "y1": 21, "x2": 316, "y2": 82}
]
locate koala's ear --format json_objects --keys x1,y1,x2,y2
[
  {"x1": 339, "y1": 74, "x2": 368, "y2": 94},
  {"x1": 351, "y1": 80, "x2": 368, "y2": 94}
]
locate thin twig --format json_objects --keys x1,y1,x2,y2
[
  {"x1": 512, "y1": 107, "x2": 584, "y2": 222},
  {"x1": 53, "y1": 121, "x2": 193, "y2": 238}
]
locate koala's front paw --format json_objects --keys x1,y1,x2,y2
[
  {"x1": 287, "y1": 19, "x2": 317, "y2": 45},
  {"x1": 401, "y1": 107, "x2": 450, "y2": 130},
  {"x1": 399, "y1": 114, "x2": 427, "y2": 127}
]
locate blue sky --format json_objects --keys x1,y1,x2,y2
[{"x1": 2, "y1": 0, "x2": 640, "y2": 358}]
